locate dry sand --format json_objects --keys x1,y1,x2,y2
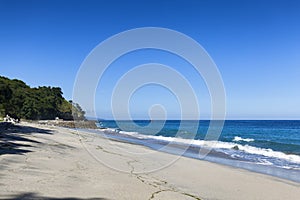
[{"x1": 0, "y1": 122, "x2": 299, "y2": 200}]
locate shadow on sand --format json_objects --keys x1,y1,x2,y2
[
  {"x1": 1, "y1": 192, "x2": 108, "y2": 200},
  {"x1": 0, "y1": 122, "x2": 53, "y2": 156}
]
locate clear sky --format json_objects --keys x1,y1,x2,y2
[{"x1": 1, "y1": 0, "x2": 300, "y2": 119}]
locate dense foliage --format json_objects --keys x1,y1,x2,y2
[{"x1": 0, "y1": 76, "x2": 85, "y2": 120}]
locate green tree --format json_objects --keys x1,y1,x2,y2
[
  {"x1": 0, "y1": 76, "x2": 86, "y2": 120},
  {"x1": 0, "y1": 78, "x2": 12, "y2": 116}
]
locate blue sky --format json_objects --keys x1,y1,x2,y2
[{"x1": 1, "y1": 0, "x2": 300, "y2": 119}]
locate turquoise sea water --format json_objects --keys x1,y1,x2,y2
[{"x1": 94, "y1": 120, "x2": 300, "y2": 182}]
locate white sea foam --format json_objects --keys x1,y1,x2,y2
[
  {"x1": 111, "y1": 129, "x2": 300, "y2": 165},
  {"x1": 233, "y1": 136, "x2": 255, "y2": 142},
  {"x1": 104, "y1": 128, "x2": 120, "y2": 133},
  {"x1": 236, "y1": 145, "x2": 300, "y2": 164},
  {"x1": 257, "y1": 158, "x2": 273, "y2": 166}
]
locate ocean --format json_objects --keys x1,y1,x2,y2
[{"x1": 93, "y1": 120, "x2": 300, "y2": 182}]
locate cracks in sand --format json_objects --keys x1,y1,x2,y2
[
  {"x1": 94, "y1": 145, "x2": 201, "y2": 199},
  {"x1": 149, "y1": 189, "x2": 172, "y2": 199},
  {"x1": 148, "y1": 187, "x2": 202, "y2": 200},
  {"x1": 135, "y1": 174, "x2": 201, "y2": 199},
  {"x1": 127, "y1": 159, "x2": 138, "y2": 174},
  {"x1": 96, "y1": 145, "x2": 124, "y2": 157},
  {"x1": 95, "y1": 145, "x2": 138, "y2": 174},
  {"x1": 181, "y1": 192, "x2": 202, "y2": 200},
  {"x1": 136, "y1": 175, "x2": 168, "y2": 189},
  {"x1": 136, "y1": 174, "x2": 201, "y2": 200}
]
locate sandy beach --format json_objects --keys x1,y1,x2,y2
[{"x1": 0, "y1": 122, "x2": 299, "y2": 200}]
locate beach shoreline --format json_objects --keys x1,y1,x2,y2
[{"x1": 1, "y1": 122, "x2": 299, "y2": 200}]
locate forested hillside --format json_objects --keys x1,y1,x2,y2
[{"x1": 0, "y1": 76, "x2": 85, "y2": 120}]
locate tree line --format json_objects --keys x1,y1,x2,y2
[{"x1": 0, "y1": 76, "x2": 85, "y2": 120}]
